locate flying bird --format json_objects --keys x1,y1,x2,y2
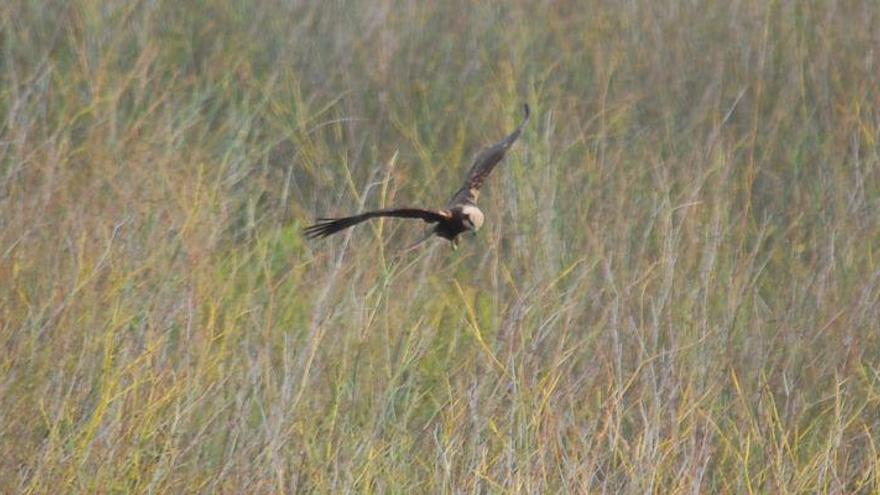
[{"x1": 304, "y1": 103, "x2": 530, "y2": 249}]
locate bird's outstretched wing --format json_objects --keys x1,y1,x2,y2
[
  {"x1": 304, "y1": 208, "x2": 450, "y2": 239},
  {"x1": 447, "y1": 103, "x2": 530, "y2": 207}
]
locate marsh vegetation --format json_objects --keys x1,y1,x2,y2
[{"x1": 2, "y1": 1, "x2": 879, "y2": 492}]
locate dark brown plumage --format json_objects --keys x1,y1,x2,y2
[
  {"x1": 303, "y1": 208, "x2": 450, "y2": 239},
  {"x1": 304, "y1": 104, "x2": 530, "y2": 249}
]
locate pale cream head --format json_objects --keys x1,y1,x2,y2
[{"x1": 461, "y1": 205, "x2": 484, "y2": 231}]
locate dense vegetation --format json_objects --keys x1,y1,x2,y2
[{"x1": 2, "y1": 1, "x2": 879, "y2": 492}]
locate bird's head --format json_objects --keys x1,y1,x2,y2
[{"x1": 461, "y1": 205, "x2": 484, "y2": 233}]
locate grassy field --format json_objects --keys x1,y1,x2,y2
[{"x1": 2, "y1": 0, "x2": 880, "y2": 492}]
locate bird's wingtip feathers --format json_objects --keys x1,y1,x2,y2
[{"x1": 303, "y1": 218, "x2": 340, "y2": 239}]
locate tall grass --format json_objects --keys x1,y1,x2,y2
[{"x1": 2, "y1": 0, "x2": 879, "y2": 492}]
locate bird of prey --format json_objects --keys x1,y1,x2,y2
[{"x1": 304, "y1": 103, "x2": 530, "y2": 249}]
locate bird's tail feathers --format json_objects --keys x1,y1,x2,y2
[{"x1": 398, "y1": 229, "x2": 435, "y2": 254}]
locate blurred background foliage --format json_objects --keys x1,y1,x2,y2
[{"x1": 2, "y1": 0, "x2": 879, "y2": 492}]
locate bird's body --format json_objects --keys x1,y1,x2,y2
[
  {"x1": 304, "y1": 104, "x2": 529, "y2": 248},
  {"x1": 433, "y1": 205, "x2": 483, "y2": 241}
]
